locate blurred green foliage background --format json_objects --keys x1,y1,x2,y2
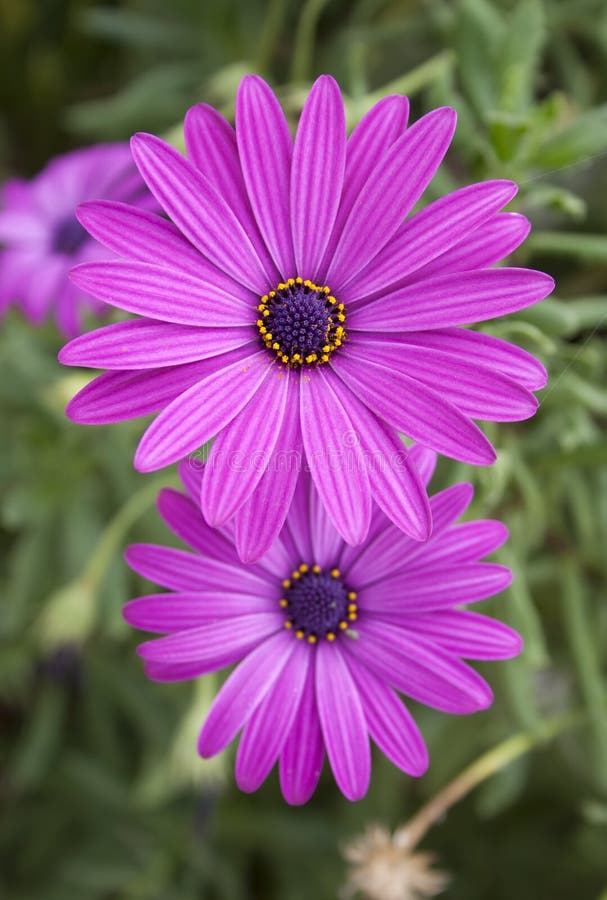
[{"x1": 1, "y1": 0, "x2": 607, "y2": 897}]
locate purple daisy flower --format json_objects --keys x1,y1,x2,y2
[
  {"x1": 124, "y1": 445, "x2": 520, "y2": 804},
  {"x1": 59, "y1": 76, "x2": 553, "y2": 557},
  {"x1": 0, "y1": 144, "x2": 151, "y2": 336}
]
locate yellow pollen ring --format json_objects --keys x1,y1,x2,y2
[{"x1": 256, "y1": 277, "x2": 346, "y2": 368}]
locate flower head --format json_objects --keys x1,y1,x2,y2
[
  {"x1": 124, "y1": 445, "x2": 521, "y2": 804},
  {"x1": 0, "y1": 144, "x2": 151, "y2": 335},
  {"x1": 60, "y1": 76, "x2": 553, "y2": 558}
]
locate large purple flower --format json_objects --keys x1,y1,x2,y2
[
  {"x1": 124, "y1": 446, "x2": 520, "y2": 804},
  {"x1": 0, "y1": 144, "x2": 150, "y2": 336},
  {"x1": 59, "y1": 76, "x2": 553, "y2": 557}
]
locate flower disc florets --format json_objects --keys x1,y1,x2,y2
[
  {"x1": 257, "y1": 277, "x2": 346, "y2": 366},
  {"x1": 280, "y1": 563, "x2": 358, "y2": 642}
]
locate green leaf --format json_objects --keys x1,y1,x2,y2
[{"x1": 530, "y1": 104, "x2": 607, "y2": 169}]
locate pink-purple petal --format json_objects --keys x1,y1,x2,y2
[
  {"x1": 300, "y1": 367, "x2": 372, "y2": 545},
  {"x1": 125, "y1": 543, "x2": 272, "y2": 593},
  {"x1": 64, "y1": 354, "x2": 244, "y2": 425},
  {"x1": 349, "y1": 268, "x2": 555, "y2": 332},
  {"x1": 319, "y1": 95, "x2": 409, "y2": 277},
  {"x1": 236, "y1": 76, "x2": 295, "y2": 276},
  {"x1": 184, "y1": 102, "x2": 279, "y2": 283},
  {"x1": 279, "y1": 659, "x2": 325, "y2": 805},
  {"x1": 134, "y1": 350, "x2": 271, "y2": 472},
  {"x1": 348, "y1": 657, "x2": 429, "y2": 776},
  {"x1": 315, "y1": 643, "x2": 370, "y2": 801},
  {"x1": 156, "y1": 487, "x2": 239, "y2": 562},
  {"x1": 124, "y1": 591, "x2": 273, "y2": 633},
  {"x1": 348, "y1": 620, "x2": 493, "y2": 713},
  {"x1": 332, "y1": 353, "x2": 496, "y2": 465},
  {"x1": 344, "y1": 179, "x2": 517, "y2": 303},
  {"x1": 363, "y1": 562, "x2": 513, "y2": 613},
  {"x1": 70, "y1": 260, "x2": 251, "y2": 326},
  {"x1": 326, "y1": 107, "x2": 457, "y2": 289},
  {"x1": 354, "y1": 338, "x2": 538, "y2": 422},
  {"x1": 336, "y1": 385, "x2": 432, "y2": 540},
  {"x1": 405, "y1": 519, "x2": 508, "y2": 571},
  {"x1": 197, "y1": 631, "x2": 295, "y2": 757},
  {"x1": 130, "y1": 133, "x2": 268, "y2": 293},
  {"x1": 59, "y1": 320, "x2": 255, "y2": 370},
  {"x1": 291, "y1": 75, "x2": 346, "y2": 276},
  {"x1": 400, "y1": 611, "x2": 522, "y2": 660},
  {"x1": 234, "y1": 372, "x2": 303, "y2": 564},
  {"x1": 403, "y1": 212, "x2": 531, "y2": 284},
  {"x1": 235, "y1": 641, "x2": 310, "y2": 792},
  {"x1": 401, "y1": 328, "x2": 548, "y2": 391},
  {"x1": 201, "y1": 366, "x2": 290, "y2": 526},
  {"x1": 136, "y1": 612, "x2": 281, "y2": 664}
]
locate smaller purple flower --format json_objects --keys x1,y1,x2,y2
[
  {"x1": 0, "y1": 145, "x2": 151, "y2": 336},
  {"x1": 124, "y1": 445, "x2": 520, "y2": 804}
]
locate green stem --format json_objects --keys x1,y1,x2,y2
[
  {"x1": 291, "y1": 0, "x2": 332, "y2": 83},
  {"x1": 401, "y1": 710, "x2": 583, "y2": 848},
  {"x1": 255, "y1": 0, "x2": 289, "y2": 74},
  {"x1": 82, "y1": 474, "x2": 179, "y2": 592},
  {"x1": 560, "y1": 558, "x2": 607, "y2": 792}
]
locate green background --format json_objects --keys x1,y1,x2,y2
[{"x1": 1, "y1": 0, "x2": 607, "y2": 897}]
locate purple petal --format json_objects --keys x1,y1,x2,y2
[
  {"x1": 336, "y1": 387, "x2": 431, "y2": 541},
  {"x1": 344, "y1": 180, "x2": 517, "y2": 303},
  {"x1": 291, "y1": 76, "x2": 346, "y2": 276},
  {"x1": 130, "y1": 133, "x2": 268, "y2": 292},
  {"x1": 76, "y1": 201, "x2": 255, "y2": 305},
  {"x1": 234, "y1": 372, "x2": 303, "y2": 563},
  {"x1": 405, "y1": 519, "x2": 508, "y2": 571},
  {"x1": 124, "y1": 590, "x2": 273, "y2": 633},
  {"x1": 201, "y1": 366, "x2": 290, "y2": 526},
  {"x1": 70, "y1": 260, "x2": 251, "y2": 325},
  {"x1": 308, "y1": 477, "x2": 344, "y2": 569},
  {"x1": 156, "y1": 487, "x2": 238, "y2": 561},
  {"x1": 400, "y1": 611, "x2": 522, "y2": 660},
  {"x1": 184, "y1": 102, "x2": 279, "y2": 282},
  {"x1": 407, "y1": 444, "x2": 437, "y2": 487},
  {"x1": 319, "y1": 95, "x2": 409, "y2": 277},
  {"x1": 354, "y1": 338, "x2": 538, "y2": 422},
  {"x1": 402, "y1": 212, "x2": 531, "y2": 284},
  {"x1": 348, "y1": 620, "x2": 493, "y2": 713},
  {"x1": 284, "y1": 470, "x2": 314, "y2": 563},
  {"x1": 348, "y1": 657, "x2": 428, "y2": 776},
  {"x1": 235, "y1": 642, "x2": 310, "y2": 792},
  {"x1": 315, "y1": 643, "x2": 370, "y2": 801},
  {"x1": 125, "y1": 543, "x2": 272, "y2": 593},
  {"x1": 236, "y1": 76, "x2": 295, "y2": 276},
  {"x1": 331, "y1": 353, "x2": 496, "y2": 465},
  {"x1": 326, "y1": 107, "x2": 457, "y2": 289},
  {"x1": 300, "y1": 368, "x2": 372, "y2": 545},
  {"x1": 134, "y1": 350, "x2": 271, "y2": 472},
  {"x1": 59, "y1": 319, "x2": 255, "y2": 370},
  {"x1": 349, "y1": 268, "x2": 555, "y2": 331},
  {"x1": 197, "y1": 630, "x2": 295, "y2": 757},
  {"x1": 64, "y1": 353, "x2": 245, "y2": 424},
  {"x1": 400, "y1": 328, "x2": 547, "y2": 391},
  {"x1": 346, "y1": 482, "x2": 474, "y2": 588},
  {"x1": 136, "y1": 612, "x2": 280, "y2": 664},
  {"x1": 279, "y1": 659, "x2": 325, "y2": 805},
  {"x1": 363, "y1": 562, "x2": 513, "y2": 613}
]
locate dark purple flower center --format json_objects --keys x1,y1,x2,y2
[
  {"x1": 257, "y1": 277, "x2": 346, "y2": 367},
  {"x1": 280, "y1": 564, "x2": 358, "y2": 643},
  {"x1": 53, "y1": 215, "x2": 87, "y2": 255}
]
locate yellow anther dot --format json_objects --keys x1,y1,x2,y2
[
  {"x1": 339, "y1": 621, "x2": 348, "y2": 631},
  {"x1": 282, "y1": 579, "x2": 291, "y2": 589},
  {"x1": 330, "y1": 568, "x2": 340, "y2": 578},
  {"x1": 295, "y1": 629, "x2": 305, "y2": 640},
  {"x1": 307, "y1": 635, "x2": 317, "y2": 644},
  {"x1": 348, "y1": 591, "x2": 357, "y2": 601},
  {"x1": 284, "y1": 621, "x2": 293, "y2": 630},
  {"x1": 326, "y1": 632, "x2": 336, "y2": 642},
  {"x1": 279, "y1": 599, "x2": 289, "y2": 608},
  {"x1": 312, "y1": 564, "x2": 321, "y2": 574}
]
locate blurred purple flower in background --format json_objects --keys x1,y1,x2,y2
[
  {"x1": 0, "y1": 144, "x2": 150, "y2": 335},
  {"x1": 124, "y1": 446, "x2": 520, "y2": 804},
  {"x1": 59, "y1": 75, "x2": 553, "y2": 558}
]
